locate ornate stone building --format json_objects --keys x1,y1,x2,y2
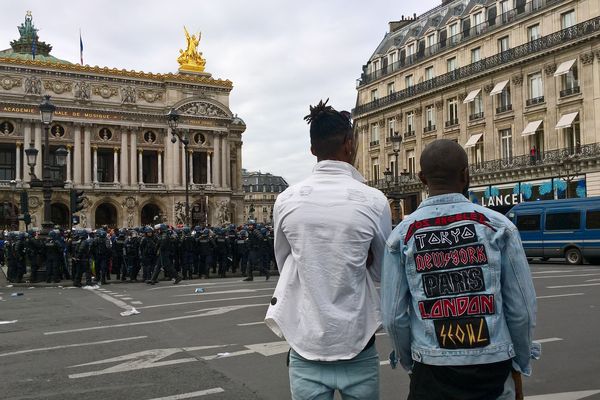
[
  {"x1": 0, "y1": 13, "x2": 246, "y2": 230},
  {"x1": 353, "y1": 0, "x2": 600, "y2": 218},
  {"x1": 241, "y1": 169, "x2": 289, "y2": 224}
]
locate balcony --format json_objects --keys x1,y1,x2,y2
[
  {"x1": 423, "y1": 124, "x2": 436, "y2": 133},
  {"x1": 526, "y1": 96, "x2": 545, "y2": 106},
  {"x1": 404, "y1": 130, "x2": 416, "y2": 138},
  {"x1": 469, "y1": 112, "x2": 484, "y2": 121},
  {"x1": 353, "y1": 16, "x2": 600, "y2": 116},
  {"x1": 496, "y1": 104, "x2": 513, "y2": 114},
  {"x1": 560, "y1": 86, "x2": 580, "y2": 98},
  {"x1": 369, "y1": 140, "x2": 380, "y2": 147},
  {"x1": 357, "y1": 0, "x2": 566, "y2": 87},
  {"x1": 445, "y1": 119, "x2": 459, "y2": 128}
]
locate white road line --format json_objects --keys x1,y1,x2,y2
[
  {"x1": 237, "y1": 321, "x2": 264, "y2": 326},
  {"x1": 375, "y1": 332, "x2": 387, "y2": 336},
  {"x1": 137, "y1": 294, "x2": 270, "y2": 310},
  {"x1": 44, "y1": 304, "x2": 266, "y2": 335},
  {"x1": 131, "y1": 301, "x2": 143, "y2": 305},
  {"x1": 547, "y1": 283, "x2": 600, "y2": 289},
  {"x1": 536, "y1": 337, "x2": 562, "y2": 343},
  {"x1": 537, "y1": 293, "x2": 584, "y2": 299},
  {"x1": 148, "y1": 280, "x2": 277, "y2": 291},
  {"x1": 586, "y1": 278, "x2": 600, "y2": 282},
  {"x1": 122, "y1": 297, "x2": 133, "y2": 300},
  {"x1": 531, "y1": 270, "x2": 573, "y2": 274},
  {"x1": 533, "y1": 273, "x2": 600, "y2": 279},
  {"x1": 245, "y1": 341, "x2": 289, "y2": 356},
  {"x1": 175, "y1": 288, "x2": 274, "y2": 297},
  {"x1": 201, "y1": 349, "x2": 256, "y2": 360},
  {"x1": 145, "y1": 388, "x2": 225, "y2": 400},
  {"x1": 380, "y1": 360, "x2": 390, "y2": 366},
  {"x1": 0, "y1": 320, "x2": 17, "y2": 325},
  {"x1": 92, "y1": 290, "x2": 133, "y2": 311},
  {"x1": 0, "y1": 336, "x2": 147, "y2": 357}
]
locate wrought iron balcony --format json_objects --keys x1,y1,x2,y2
[
  {"x1": 369, "y1": 140, "x2": 380, "y2": 147},
  {"x1": 445, "y1": 119, "x2": 459, "y2": 128},
  {"x1": 496, "y1": 104, "x2": 513, "y2": 114},
  {"x1": 526, "y1": 96, "x2": 545, "y2": 106},
  {"x1": 404, "y1": 130, "x2": 416, "y2": 138},
  {"x1": 423, "y1": 124, "x2": 436, "y2": 133},
  {"x1": 353, "y1": 16, "x2": 600, "y2": 116},
  {"x1": 560, "y1": 86, "x2": 580, "y2": 98},
  {"x1": 469, "y1": 112, "x2": 484, "y2": 121}
]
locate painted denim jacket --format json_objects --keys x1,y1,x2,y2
[{"x1": 381, "y1": 193, "x2": 541, "y2": 376}]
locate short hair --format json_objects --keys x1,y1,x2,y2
[
  {"x1": 420, "y1": 139, "x2": 468, "y2": 185},
  {"x1": 304, "y1": 99, "x2": 353, "y2": 159}
]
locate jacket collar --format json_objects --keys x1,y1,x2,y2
[
  {"x1": 313, "y1": 160, "x2": 366, "y2": 183},
  {"x1": 418, "y1": 193, "x2": 471, "y2": 208}
]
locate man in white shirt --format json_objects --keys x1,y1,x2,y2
[{"x1": 265, "y1": 99, "x2": 392, "y2": 400}]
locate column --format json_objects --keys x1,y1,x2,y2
[
  {"x1": 138, "y1": 149, "x2": 144, "y2": 184},
  {"x1": 213, "y1": 134, "x2": 220, "y2": 187},
  {"x1": 93, "y1": 146, "x2": 98, "y2": 184},
  {"x1": 65, "y1": 145, "x2": 72, "y2": 183},
  {"x1": 73, "y1": 125, "x2": 82, "y2": 184},
  {"x1": 189, "y1": 150, "x2": 194, "y2": 185},
  {"x1": 236, "y1": 145, "x2": 242, "y2": 191},
  {"x1": 207, "y1": 152, "x2": 212, "y2": 185},
  {"x1": 83, "y1": 125, "x2": 92, "y2": 184},
  {"x1": 180, "y1": 145, "x2": 186, "y2": 187},
  {"x1": 221, "y1": 133, "x2": 228, "y2": 189},
  {"x1": 113, "y1": 147, "x2": 119, "y2": 184},
  {"x1": 15, "y1": 143, "x2": 22, "y2": 181},
  {"x1": 120, "y1": 130, "x2": 129, "y2": 186},
  {"x1": 34, "y1": 125, "x2": 42, "y2": 179},
  {"x1": 158, "y1": 150, "x2": 163, "y2": 184},
  {"x1": 23, "y1": 122, "x2": 31, "y2": 182},
  {"x1": 130, "y1": 130, "x2": 137, "y2": 185}
]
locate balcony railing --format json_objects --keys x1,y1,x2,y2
[
  {"x1": 526, "y1": 96, "x2": 545, "y2": 106},
  {"x1": 469, "y1": 112, "x2": 484, "y2": 121},
  {"x1": 445, "y1": 119, "x2": 459, "y2": 128},
  {"x1": 358, "y1": 0, "x2": 564, "y2": 87},
  {"x1": 404, "y1": 130, "x2": 416, "y2": 138},
  {"x1": 423, "y1": 124, "x2": 436, "y2": 133},
  {"x1": 353, "y1": 16, "x2": 600, "y2": 116},
  {"x1": 369, "y1": 140, "x2": 380, "y2": 147},
  {"x1": 496, "y1": 104, "x2": 513, "y2": 114},
  {"x1": 560, "y1": 86, "x2": 580, "y2": 98}
]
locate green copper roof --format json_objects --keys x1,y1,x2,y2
[{"x1": 0, "y1": 48, "x2": 72, "y2": 65}]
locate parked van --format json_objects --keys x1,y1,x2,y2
[{"x1": 506, "y1": 197, "x2": 600, "y2": 265}]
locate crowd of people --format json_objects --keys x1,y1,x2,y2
[{"x1": 1, "y1": 220, "x2": 274, "y2": 286}]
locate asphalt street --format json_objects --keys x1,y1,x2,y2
[{"x1": 1, "y1": 262, "x2": 600, "y2": 400}]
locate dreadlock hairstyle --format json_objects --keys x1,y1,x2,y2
[{"x1": 304, "y1": 99, "x2": 353, "y2": 159}]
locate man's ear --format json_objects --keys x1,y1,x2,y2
[{"x1": 418, "y1": 170, "x2": 427, "y2": 186}]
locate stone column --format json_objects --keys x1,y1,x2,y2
[
  {"x1": 236, "y1": 144, "x2": 242, "y2": 191},
  {"x1": 23, "y1": 122, "x2": 31, "y2": 182},
  {"x1": 158, "y1": 150, "x2": 163, "y2": 184},
  {"x1": 15, "y1": 142, "x2": 22, "y2": 182},
  {"x1": 92, "y1": 146, "x2": 98, "y2": 184},
  {"x1": 120, "y1": 130, "x2": 129, "y2": 186},
  {"x1": 73, "y1": 125, "x2": 82, "y2": 184},
  {"x1": 189, "y1": 150, "x2": 194, "y2": 185},
  {"x1": 130, "y1": 130, "x2": 137, "y2": 185},
  {"x1": 207, "y1": 152, "x2": 212, "y2": 185},
  {"x1": 113, "y1": 147, "x2": 119, "y2": 184},
  {"x1": 213, "y1": 134, "x2": 220, "y2": 187},
  {"x1": 83, "y1": 125, "x2": 92, "y2": 184},
  {"x1": 34, "y1": 125, "x2": 42, "y2": 179},
  {"x1": 65, "y1": 145, "x2": 72, "y2": 183},
  {"x1": 138, "y1": 149, "x2": 144, "y2": 184},
  {"x1": 221, "y1": 133, "x2": 228, "y2": 189}
]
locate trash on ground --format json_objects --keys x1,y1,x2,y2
[
  {"x1": 120, "y1": 307, "x2": 140, "y2": 317},
  {"x1": 195, "y1": 288, "x2": 205, "y2": 293},
  {"x1": 10, "y1": 293, "x2": 24, "y2": 297}
]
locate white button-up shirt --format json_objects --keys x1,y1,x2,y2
[{"x1": 264, "y1": 160, "x2": 392, "y2": 361}]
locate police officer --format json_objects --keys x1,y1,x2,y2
[
  {"x1": 227, "y1": 225, "x2": 238, "y2": 274},
  {"x1": 148, "y1": 224, "x2": 182, "y2": 285},
  {"x1": 196, "y1": 228, "x2": 214, "y2": 279},
  {"x1": 45, "y1": 230, "x2": 63, "y2": 283},
  {"x1": 5, "y1": 232, "x2": 20, "y2": 283},
  {"x1": 236, "y1": 229, "x2": 249, "y2": 276},
  {"x1": 73, "y1": 230, "x2": 93, "y2": 287},
  {"x1": 140, "y1": 226, "x2": 157, "y2": 282},
  {"x1": 91, "y1": 229, "x2": 111, "y2": 284},
  {"x1": 244, "y1": 220, "x2": 269, "y2": 281},
  {"x1": 126, "y1": 229, "x2": 141, "y2": 282},
  {"x1": 25, "y1": 230, "x2": 42, "y2": 283},
  {"x1": 113, "y1": 229, "x2": 127, "y2": 281},
  {"x1": 180, "y1": 226, "x2": 196, "y2": 280},
  {"x1": 214, "y1": 228, "x2": 229, "y2": 278}
]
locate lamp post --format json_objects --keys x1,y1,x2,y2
[
  {"x1": 383, "y1": 168, "x2": 392, "y2": 188},
  {"x1": 390, "y1": 131, "x2": 402, "y2": 184},
  {"x1": 558, "y1": 154, "x2": 582, "y2": 199},
  {"x1": 167, "y1": 108, "x2": 190, "y2": 226}
]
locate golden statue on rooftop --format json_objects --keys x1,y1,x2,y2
[{"x1": 177, "y1": 26, "x2": 206, "y2": 73}]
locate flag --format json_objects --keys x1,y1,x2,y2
[{"x1": 79, "y1": 30, "x2": 84, "y2": 65}]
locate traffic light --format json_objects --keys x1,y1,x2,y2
[
  {"x1": 20, "y1": 191, "x2": 29, "y2": 214},
  {"x1": 70, "y1": 189, "x2": 85, "y2": 215}
]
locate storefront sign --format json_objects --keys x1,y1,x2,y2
[{"x1": 481, "y1": 193, "x2": 524, "y2": 208}]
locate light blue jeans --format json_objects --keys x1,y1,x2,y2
[{"x1": 288, "y1": 345, "x2": 379, "y2": 400}]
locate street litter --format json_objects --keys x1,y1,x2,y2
[
  {"x1": 195, "y1": 288, "x2": 205, "y2": 293},
  {"x1": 10, "y1": 293, "x2": 24, "y2": 297},
  {"x1": 216, "y1": 352, "x2": 231, "y2": 358},
  {"x1": 120, "y1": 308, "x2": 140, "y2": 317}
]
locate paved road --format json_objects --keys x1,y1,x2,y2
[{"x1": 1, "y1": 262, "x2": 600, "y2": 400}]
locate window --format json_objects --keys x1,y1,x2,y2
[
  {"x1": 529, "y1": 72, "x2": 543, "y2": 100},
  {"x1": 98, "y1": 150, "x2": 115, "y2": 183},
  {"x1": 427, "y1": 33, "x2": 436, "y2": 48},
  {"x1": 565, "y1": 116, "x2": 581, "y2": 154},
  {"x1": 562, "y1": 65, "x2": 579, "y2": 93},
  {"x1": 388, "y1": 118, "x2": 396, "y2": 137},
  {"x1": 516, "y1": 215, "x2": 541, "y2": 231},
  {"x1": 406, "y1": 112, "x2": 415, "y2": 133},
  {"x1": 498, "y1": 85, "x2": 511, "y2": 110},
  {"x1": 473, "y1": 12, "x2": 483, "y2": 34},
  {"x1": 425, "y1": 66, "x2": 434, "y2": 80},
  {"x1": 546, "y1": 212, "x2": 580, "y2": 230},
  {"x1": 586, "y1": 211, "x2": 600, "y2": 229},
  {"x1": 561, "y1": 10, "x2": 575, "y2": 29},
  {"x1": 425, "y1": 105, "x2": 436, "y2": 130},
  {"x1": 528, "y1": 24, "x2": 540, "y2": 41},
  {"x1": 372, "y1": 59, "x2": 380, "y2": 73},
  {"x1": 470, "y1": 93, "x2": 483, "y2": 118},
  {"x1": 407, "y1": 43, "x2": 415, "y2": 57},
  {"x1": 471, "y1": 47, "x2": 481, "y2": 63},
  {"x1": 370, "y1": 124, "x2": 380, "y2": 143},
  {"x1": 371, "y1": 89, "x2": 378, "y2": 102},
  {"x1": 407, "y1": 150, "x2": 416, "y2": 175},
  {"x1": 473, "y1": 141, "x2": 484, "y2": 165},
  {"x1": 372, "y1": 158, "x2": 380, "y2": 181},
  {"x1": 500, "y1": 128, "x2": 513, "y2": 161},
  {"x1": 447, "y1": 97, "x2": 458, "y2": 124},
  {"x1": 500, "y1": 0, "x2": 510, "y2": 22},
  {"x1": 449, "y1": 23, "x2": 458, "y2": 44},
  {"x1": 387, "y1": 82, "x2": 395, "y2": 95},
  {"x1": 388, "y1": 51, "x2": 397, "y2": 65},
  {"x1": 0, "y1": 146, "x2": 15, "y2": 181},
  {"x1": 498, "y1": 36, "x2": 509, "y2": 53},
  {"x1": 405, "y1": 75, "x2": 414, "y2": 88},
  {"x1": 447, "y1": 57, "x2": 457, "y2": 72}
]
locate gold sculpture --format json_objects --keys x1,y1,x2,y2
[{"x1": 177, "y1": 27, "x2": 206, "y2": 73}]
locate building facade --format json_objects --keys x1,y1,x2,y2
[
  {"x1": 242, "y1": 170, "x2": 289, "y2": 224},
  {"x1": 353, "y1": 0, "x2": 600, "y2": 218},
  {"x1": 0, "y1": 13, "x2": 246, "y2": 230}
]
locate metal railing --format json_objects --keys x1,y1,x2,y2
[
  {"x1": 496, "y1": 104, "x2": 513, "y2": 114},
  {"x1": 445, "y1": 119, "x2": 459, "y2": 127},
  {"x1": 423, "y1": 124, "x2": 436, "y2": 133},
  {"x1": 369, "y1": 140, "x2": 380, "y2": 147},
  {"x1": 358, "y1": 0, "x2": 564, "y2": 87},
  {"x1": 469, "y1": 112, "x2": 484, "y2": 121},
  {"x1": 353, "y1": 16, "x2": 600, "y2": 116},
  {"x1": 526, "y1": 96, "x2": 545, "y2": 106},
  {"x1": 560, "y1": 86, "x2": 580, "y2": 97},
  {"x1": 405, "y1": 130, "x2": 416, "y2": 138}
]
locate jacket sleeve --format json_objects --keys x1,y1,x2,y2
[
  {"x1": 369, "y1": 200, "x2": 393, "y2": 282},
  {"x1": 272, "y1": 201, "x2": 290, "y2": 274},
  {"x1": 501, "y1": 226, "x2": 540, "y2": 376}
]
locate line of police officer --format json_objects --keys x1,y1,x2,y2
[{"x1": 1, "y1": 220, "x2": 274, "y2": 286}]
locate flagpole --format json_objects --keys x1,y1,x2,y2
[{"x1": 79, "y1": 29, "x2": 83, "y2": 66}]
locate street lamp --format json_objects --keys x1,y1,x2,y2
[
  {"x1": 558, "y1": 154, "x2": 582, "y2": 199},
  {"x1": 167, "y1": 108, "x2": 191, "y2": 226},
  {"x1": 390, "y1": 131, "x2": 402, "y2": 183},
  {"x1": 383, "y1": 168, "x2": 393, "y2": 187},
  {"x1": 25, "y1": 143, "x2": 39, "y2": 178},
  {"x1": 40, "y1": 95, "x2": 55, "y2": 231}
]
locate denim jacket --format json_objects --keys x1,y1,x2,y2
[{"x1": 381, "y1": 193, "x2": 541, "y2": 376}]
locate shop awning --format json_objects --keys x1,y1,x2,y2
[
  {"x1": 463, "y1": 89, "x2": 481, "y2": 103},
  {"x1": 464, "y1": 133, "x2": 483, "y2": 148},
  {"x1": 490, "y1": 80, "x2": 509, "y2": 96},
  {"x1": 555, "y1": 112, "x2": 579, "y2": 129},
  {"x1": 522, "y1": 120, "x2": 543, "y2": 136},
  {"x1": 554, "y1": 59, "x2": 576, "y2": 77}
]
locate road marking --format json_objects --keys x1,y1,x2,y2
[
  {"x1": 45, "y1": 304, "x2": 266, "y2": 335},
  {"x1": 131, "y1": 301, "x2": 143, "y2": 305},
  {"x1": 380, "y1": 360, "x2": 390, "y2": 366},
  {"x1": 586, "y1": 278, "x2": 600, "y2": 282},
  {"x1": 237, "y1": 321, "x2": 264, "y2": 326},
  {"x1": 201, "y1": 349, "x2": 256, "y2": 360},
  {"x1": 547, "y1": 283, "x2": 600, "y2": 289},
  {"x1": 0, "y1": 336, "x2": 147, "y2": 358},
  {"x1": 376, "y1": 332, "x2": 387, "y2": 336},
  {"x1": 536, "y1": 337, "x2": 562, "y2": 343},
  {"x1": 525, "y1": 390, "x2": 600, "y2": 400},
  {"x1": 93, "y1": 291, "x2": 132, "y2": 310},
  {"x1": 148, "y1": 280, "x2": 277, "y2": 291},
  {"x1": 145, "y1": 388, "x2": 225, "y2": 400},
  {"x1": 537, "y1": 293, "x2": 584, "y2": 299},
  {"x1": 246, "y1": 341, "x2": 289, "y2": 356},
  {"x1": 531, "y1": 270, "x2": 573, "y2": 274},
  {"x1": 122, "y1": 297, "x2": 133, "y2": 300},
  {"x1": 534, "y1": 273, "x2": 600, "y2": 279},
  {"x1": 138, "y1": 294, "x2": 271, "y2": 310},
  {"x1": 0, "y1": 320, "x2": 17, "y2": 325},
  {"x1": 174, "y1": 288, "x2": 262, "y2": 297}
]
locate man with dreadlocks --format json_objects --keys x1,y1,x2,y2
[{"x1": 265, "y1": 99, "x2": 391, "y2": 400}]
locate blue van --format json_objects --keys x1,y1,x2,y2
[{"x1": 506, "y1": 197, "x2": 600, "y2": 265}]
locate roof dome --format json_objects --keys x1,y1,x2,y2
[{"x1": 231, "y1": 114, "x2": 245, "y2": 126}]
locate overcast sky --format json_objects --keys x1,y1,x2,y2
[{"x1": 2, "y1": 0, "x2": 439, "y2": 185}]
